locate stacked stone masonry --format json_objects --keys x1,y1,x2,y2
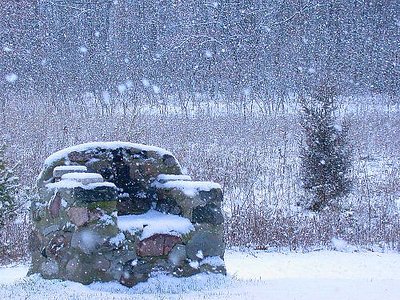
[{"x1": 29, "y1": 142, "x2": 225, "y2": 286}]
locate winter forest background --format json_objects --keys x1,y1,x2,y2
[{"x1": 0, "y1": 0, "x2": 399, "y2": 262}]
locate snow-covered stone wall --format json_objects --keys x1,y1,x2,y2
[{"x1": 29, "y1": 142, "x2": 225, "y2": 286}]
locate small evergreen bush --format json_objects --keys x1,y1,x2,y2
[{"x1": 0, "y1": 144, "x2": 19, "y2": 227}]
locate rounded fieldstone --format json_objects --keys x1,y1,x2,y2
[
  {"x1": 41, "y1": 259, "x2": 59, "y2": 277},
  {"x1": 49, "y1": 193, "x2": 62, "y2": 218},
  {"x1": 66, "y1": 257, "x2": 79, "y2": 275},
  {"x1": 93, "y1": 256, "x2": 111, "y2": 272},
  {"x1": 186, "y1": 230, "x2": 225, "y2": 260},
  {"x1": 199, "y1": 189, "x2": 223, "y2": 204},
  {"x1": 163, "y1": 154, "x2": 178, "y2": 167},
  {"x1": 71, "y1": 229, "x2": 103, "y2": 254},
  {"x1": 168, "y1": 244, "x2": 186, "y2": 266},
  {"x1": 137, "y1": 234, "x2": 181, "y2": 257},
  {"x1": 67, "y1": 207, "x2": 89, "y2": 227},
  {"x1": 192, "y1": 203, "x2": 224, "y2": 225},
  {"x1": 119, "y1": 260, "x2": 152, "y2": 287}
]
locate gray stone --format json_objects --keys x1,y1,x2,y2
[
  {"x1": 61, "y1": 172, "x2": 103, "y2": 185},
  {"x1": 155, "y1": 187, "x2": 205, "y2": 219},
  {"x1": 28, "y1": 230, "x2": 43, "y2": 252},
  {"x1": 173, "y1": 261, "x2": 202, "y2": 277},
  {"x1": 53, "y1": 165, "x2": 87, "y2": 179},
  {"x1": 41, "y1": 259, "x2": 59, "y2": 277},
  {"x1": 186, "y1": 227, "x2": 225, "y2": 260},
  {"x1": 65, "y1": 255, "x2": 113, "y2": 284},
  {"x1": 156, "y1": 174, "x2": 192, "y2": 183},
  {"x1": 86, "y1": 201, "x2": 117, "y2": 215},
  {"x1": 117, "y1": 250, "x2": 137, "y2": 264},
  {"x1": 42, "y1": 224, "x2": 59, "y2": 236},
  {"x1": 168, "y1": 244, "x2": 186, "y2": 266},
  {"x1": 200, "y1": 263, "x2": 227, "y2": 275},
  {"x1": 116, "y1": 192, "x2": 151, "y2": 215},
  {"x1": 57, "y1": 188, "x2": 75, "y2": 204},
  {"x1": 47, "y1": 233, "x2": 70, "y2": 259},
  {"x1": 71, "y1": 229, "x2": 104, "y2": 254},
  {"x1": 85, "y1": 159, "x2": 112, "y2": 174},
  {"x1": 31, "y1": 203, "x2": 47, "y2": 222},
  {"x1": 163, "y1": 154, "x2": 178, "y2": 168},
  {"x1": 73, "y1": 186, "x2": 118, "y2": 203},
  {"x1": 93, "y1": 255, "x2": 111, "y2": 272},
  {"x1": 192, "y1": 203, "x2": 224, "y2": 225},
  {"x1": 108, "y1": 260, "x2": 124, "y2": 281},
  {"x1": 199, "y1": 189, "x2": 223, "y2": 204},
  {"x1": 119, "y1": 261, "x2": 152, "y2": 287},
  {"x1": 66, "y1": 257, "x2": 79, "y2": 275},
  {"x1": 156, "y1": 197, "x2": 182, "y2": 215}
]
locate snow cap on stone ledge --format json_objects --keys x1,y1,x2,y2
[{"x1": 44, "y1": 141, "x2": 174, "y2": 167}]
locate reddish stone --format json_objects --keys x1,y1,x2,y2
[
  {"x1": 68, "y1": 151, "x2": 92, "y2": 163},
  {"x1": 67, "y1": 207, "x2": 89, "y2": 227},
  {"x1": 49, "y1": 193, "x2": 61, "y2": 218},
  {"x1": 137, "y1": 234, "x2": 181, "y2": 257}
]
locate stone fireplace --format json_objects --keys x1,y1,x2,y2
[{"x1": 29, "y1": 142, "x2": 225, "y2": 286}]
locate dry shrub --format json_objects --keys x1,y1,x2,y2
[{"x1": 0, "y1": 218, "x2": 31, "y2": 264}]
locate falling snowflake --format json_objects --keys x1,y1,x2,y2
[
  {"x1": 125, "y1": 80, "x2": 133, "y2": 88},
  {"x1": 78, "y1": 46, "x2": 88, "y2": 54},
  {"x1": 152, "y1": 85, "x2": 161, "y2": 94},
  {"x1": 205, "y1": 50, "x2": 213, "y2": 58},
  {"x1": 142, "y1": 78, "x2": 150, "y2": 87},
  {"x1": 117, "y1": 84, "x2": 127, "y2": 93},
  {"x1": 5, "y1": 73, "x2": 18, "y2": 83}
]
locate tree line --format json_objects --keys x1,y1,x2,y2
[{"x1": 1, "y1": 0, "x2": 399, "y2": 104}]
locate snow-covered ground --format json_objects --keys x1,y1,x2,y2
[{"x1": 1, "y1": 249, "x2": 399, "y2": 300}]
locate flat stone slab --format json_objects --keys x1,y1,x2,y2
[
  {"x1": 153, "y1": 180, "x2": 222, "y2": 197},
  {"x1": 154, "y1": 182, "x2": 223, "y2": 219},
  {"x1": 45, "y1": 180, "x2": 117, "y2": 194},
  {"x1": 117, "y1": 210, "x2": 194, "y2": 240},
  {"x1": 53, "y1": 166, "x2": 87, "y2": 178},
  {"x1": 156, "y1": 174, "x2": 192, "y2": 184},
  {"x1": 61, "y1": 172, "x2": 104, "y2": 185},
  {"x1": 73, "y1": 185, "x2": 118, "y2": 203}
]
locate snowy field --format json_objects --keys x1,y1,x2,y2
[{"x1": 1, "y1": 249, "x2": 399, "y2": 300}]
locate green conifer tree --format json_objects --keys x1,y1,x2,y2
[
  {"x1": 299, "y1": 85, "x2": 352, "y2": 211},
  {"x1": 0, "y1": 144, "x2": 19, "y2": 226}
]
